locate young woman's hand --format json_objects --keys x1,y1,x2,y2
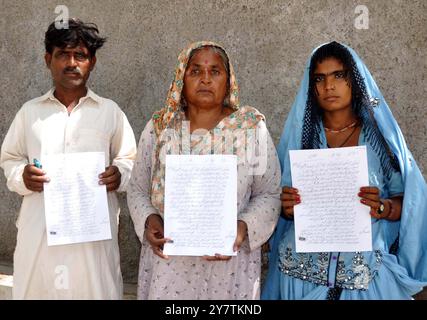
[
  {"x1": 359, "y1": 186, "x2": 402, "y2": 221},
  {"x1": 281, "y1": 186, "x2": 300, "y2": 220}
]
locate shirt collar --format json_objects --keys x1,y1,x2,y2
[
  {"x1": 41, "y1": 87, "x2": 101, "y2": 105},
  {"x1": 85, "y1": 88, "x2": 102, "y2": 104}
]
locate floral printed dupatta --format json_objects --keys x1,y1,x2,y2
[{"x1": 150, "y1": 41, "x2": 265, "y2": 214}]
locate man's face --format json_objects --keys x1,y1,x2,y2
[{"x1": 45, "y1": 44, "x2": 96, "y2": 90}]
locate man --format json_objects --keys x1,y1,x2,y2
[{"x1": 0, "y1": 18, "x2": 136, "y2": 299}]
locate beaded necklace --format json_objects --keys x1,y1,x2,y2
[{"x1": 324, "y1": 121, "x2": 357, "y2": 133}]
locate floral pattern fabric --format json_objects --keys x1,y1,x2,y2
[{"x1": 127, "y1": 42, "x2": 281, "y2": 299}]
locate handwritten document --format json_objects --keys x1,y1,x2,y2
[
  {"x1": 43, "y1": 152, "x2": 111, "y2": 246},
  {"x1": 163, "y1": 155, "x2": 237, "y2": 256},
  {"x1": 289, "y1": 146, "x2": 371, "y2": 253}
]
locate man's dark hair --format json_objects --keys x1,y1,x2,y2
[{"x1": 45, "y1": 18, "x2": 106, "y2": 57}]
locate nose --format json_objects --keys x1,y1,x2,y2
[
  {"x1": 200, "y1": 69, "x2": 212, "y2": 84},
  {"x1": 67, "y1": 55, "x2": 78, "y2": 68},
  {"x1": 324, "y1": 76, "x2": 335, "y2": 90}
]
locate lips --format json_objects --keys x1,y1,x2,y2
[
  {"x1": 197, "y1": 89, "x2": 213, "y2": 94},
  {"x1": 324, "y1": 96, "x2": 339, "y2": 102},
  {"x1": 64, "y1": 72, "x2": 81, "y2": 77}
]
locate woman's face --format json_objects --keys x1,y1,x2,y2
[
  {"x1": 313, "y1": 57, "x2": 352, "y2": 113},
  {"x1": 183, "y1": 47, "x2": 228, "y2": 109}
]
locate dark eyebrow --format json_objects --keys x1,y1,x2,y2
[
  {"x1": 56, "y1": 48, "x2": 86, "y2": 54},
  {"x1": 314, "y1": 69, "x2": 346, "y2": 77},
  {"x1": 330, "y1": 70, "x2": 346, "y2": 75}
]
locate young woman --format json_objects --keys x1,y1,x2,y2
[{"x1": 262, "y1": 41, "x2": 427, "y2": 300}]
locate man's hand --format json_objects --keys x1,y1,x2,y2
[
  {"x1": 22, "y1": 164, "x2": 50, "y2": 192},
  {"x1": 99, "y1": 165, "x2": 121, "y2": 192}
]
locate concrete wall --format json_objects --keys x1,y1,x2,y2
[{"x1": 0, "y1": 0, "x2": 426, "y2": 284}]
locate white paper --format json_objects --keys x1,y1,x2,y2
[
  {"x1": 163, "y1": 155, "x2": 237, "y2": 256},
  {"x1": 289, "y1": 146, "x2": 371, "y2": 253},
  {"x1": 42, "y1": 152, "x2": 111, "y2": 246}
]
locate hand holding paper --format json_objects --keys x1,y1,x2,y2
[
  {"x1": 203, "y1": 220, "x2": 247, "y2": 261},
  {"x1": 98, "y1": 165, "x2": 121, "y2": 192},
  {"x1": 22, "y1": 162, "x2": 50, "y2": 192},
  {"x1": 145, "y1": 214, "x2": 171, "y2": 260}
]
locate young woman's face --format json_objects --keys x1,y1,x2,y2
[{"x1": 313, "y1": 57, "x2": 352, "y2": 113}]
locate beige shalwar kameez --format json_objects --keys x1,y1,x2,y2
[{"x1": 0, "y1": 89, "x2": 136, "y2": 299}]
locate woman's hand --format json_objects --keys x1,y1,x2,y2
[
  {"x1": 233, "y1": 220, "x2": 248, "y2": 252},
  {"x1": 145, "y1": 214, "x2": 170, "y2": 259},
  {"x1": 359, "y1": 186, "x2": 382, "y2": 218},
  {"x1": 281, "y1": 186, "x2": 300, "y2": 220},
  {"x1": 359, "y1": 186, "x2": 402, "y2": 221},
  {"x1": 203, "y1": 220, "x2": 247, "y2": 262}
]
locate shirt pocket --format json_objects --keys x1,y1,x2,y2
[{"x1": 74, "y1": 128, "x2": 110, "y2": 154}]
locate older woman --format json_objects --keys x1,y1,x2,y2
[
  {"x1": 128, "y1": 41, "x2": 281, "y2": 300},
  {"x1": 262, "y1": 41, "x2": 427, "y2": 300}
]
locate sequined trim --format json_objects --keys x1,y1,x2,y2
[
  {"x1": 335, "y1": 250, "x2": 382, "y2": 290},
  {"x1": 278, "y1": 245, "x2": 329, "y2": 286},
  {"x1": 278, "y1": 242, "x2": 383, "y2": 290}
]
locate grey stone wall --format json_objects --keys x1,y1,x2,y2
[{"x1": 0, "y1": 0, "x2": 426, "y2": 284}]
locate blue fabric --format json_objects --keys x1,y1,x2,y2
[
  {"x1": 268, "y1": 254, "x2": 423, "y2": 300},
  {"x1": 262, "y1": 42, "x2": 427, "y2": 300}
]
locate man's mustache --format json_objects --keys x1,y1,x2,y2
[{"x1": 63, "y1": 67, "x2": 82, "y2": 75}]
